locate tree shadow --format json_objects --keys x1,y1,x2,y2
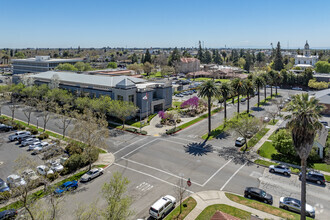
[
  {"x1": 217, "y1": 147, "x2": 257, "y2": 165},
  {"x1": 251, "y1": 106, "x2": 264, "y2": 112},
  {"x1": 214, "y1": 131, "x2": 230, "y2": 140},
  {"x1": 183, "y1": 140, "x2": 214, "y2": 156}
]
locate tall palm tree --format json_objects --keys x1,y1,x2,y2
[
  {"x1": 244, "y1": 79, "x2": 254, "y2": 113},
  {"x1": 231, "y1": 78, "x2": 245, "y2": 114},
  {"x1": 268, "y1": 70, "x2": 276, "y2": 98},
  {"x1": 253, "y1": 75, "x2": 264, "y2": 108},
  {"x1": 273, "y1": 71, "x2": 283, "y2": 96},
  {"x1": 219, "y1": 82, "x2": 231, "y2": 121},
  {"x1": 199, "y1": 80, "x2": 220, "y2": 135},
  {"x1": 261, "y1": 73, "x2": 269, "y2": 100},
  {"x1": 286, "y1": 94, "x2": 323, "y2": 220}
]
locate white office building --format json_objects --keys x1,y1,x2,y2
[{"x1": 294, "y1": 41, "x2": 318, "y2": 69}]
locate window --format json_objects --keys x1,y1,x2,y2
[
  {"x1": 129, "y1": 95, "x2": 134, "y2": 103},
  {"x1": 117, "y1": 95, "x2": 123, "y2": 101}
]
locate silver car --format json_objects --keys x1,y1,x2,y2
[
  {"x1": 21, "y1": 138, "x2": 40, "y2": 147},
  {"x1": 279, "y1": 197, "x2": 315, "y2": 218},
  {"x1": 80, "y1": 168, "x2": 104, "y2": 182}
]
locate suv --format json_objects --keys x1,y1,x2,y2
[
  {"x1": 244, "y1": 187, "x2": 273, "y2": 204},
  {"x1": 299, "y1": 171, "x2": 326, "y2": 185},
  {"x1": 149, "y1": 195, "x2": 176, "y2": 219},
  {"x1": 8, "y1": 131, "x2": 31, "y2": 142},
  {"x1": 0, "y1": 124, "x2": 13, "y2": 132},
  {"x1": 21, "y1": 138, "x2": 40, "y2": 147},
  {"x1": 269, "y1": 165, "x2": 291, "y2": 176},
  {"x1": 235, "y1": 137, "x2": 246, "y2": 147}
]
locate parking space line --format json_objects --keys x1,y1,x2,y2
[
  {"x1": 120, "y1": 157, "x2": 204, "y2": 187},
  {"x1": 113, "y1": 163, "x2": 194, "y2": 194},
  {"x1": 202, "y1": 159, "x2": 232, "y2": 186},
  {"x1": 220, "y1": 161, "x2": 247, "y2": 191},
  {"x1": 113, "y1": 137, "x2": 148, "y2": 155}
]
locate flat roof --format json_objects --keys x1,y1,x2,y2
[
  {"x1": 12, "y1": 58, "x2": 83, "y2": 63},
  {"x1": 30, "y1": 71, "x2": 146, "y2": 88}
]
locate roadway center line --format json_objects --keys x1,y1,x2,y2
[
  {"x1": 120, "y1": 139, "x2": 158, "y2": 158},
  {"x1": 202, "y1": 159, "x2": 232, "y2": 187},
  {"x1": 113, "y1": 163, "x2": 194, "y2": 194},
  {"x1": 120, "y1": 157, "x2": 204, "y2": 187},
  {"x1": 220, "y1": 161, "x2": 247, "y2": 191},
  {"x1": 113, "y1": 136, "x2": 148, "y2": 155}
]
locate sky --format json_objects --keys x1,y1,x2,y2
[{"x1": 1, "y1": 0, "x2": 330, "y2": 49}]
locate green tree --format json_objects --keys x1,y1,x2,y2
[
  {"x1": 273, "y1": 129, "x2": 296, "y2": 156},
  {"x1": 131, "y1": 53, "x2": 138, "y2": 63},
  {"x1": 15, "y1": 51, "x2": 26, "y2": 59},
  {"x1": 101, "y1": 172, "x2": 133, "y2": 220},
  {"x1": 273, "y1": 71, "x2": 283, "y2": 95},
  {"x1": 213, "y1": 50, "x2": 223, "y2": 65},
  {"x1": 197, "y1": 41, "x2": 204, "y2": 62},
  {"x1": 238, "y1": 57, "x2": 246, "y2": 69},
  {"x1": 244, "y1": 79, "x2": 254, "y2": 113},
  {"x1": 110, "y1": 100, "x2": 138, "y2": 127},
  {"x1": 143, "y1": 62, "x2": 154, "y2": 76},
  {"x1": 285, "y1": 93, "x2": 324, "y2": 220},
  {"x1": 219, "y1": 82, "x2": 231, "y2": 121},
  {"x1": 231, "y1": 78, "x2": 245, "y2": 114},
  {"x1": 261, "y1": 72, "x2": 269, "y2": 100},
  {"x1": 244, "y1": 52, "x2": 251, "y2": 72},
  {"x1": 161, "y1": 65, "x2": 175, "y2": 77},
  {"x1": 253, "y1": 74, "x2": 264, "y2": 108},
  {"x1": 198, "y1": 80, "x2": 220, "y2": 134},
  {"x1": 55, "y1": 63, "x2": 77, "y2": 71},
  {"x1": 204, "y1": 50, "x2": 212, "y2": 64},
  {"x1": 274, "y1": 42, "x2": 284, "y2": 71},
  {"x1": 315, "y1": 61, "x2": 330, "y2": 73},
  {"x1": 268, "y1": 70, "x2": 276, "y2": 97},
  {"x1": 74, "y1": 62, "x2": 86, "y2": 72},
  {"x1": 107, "y1": 62, "x2": 118, "y2": 69},
  {"x1": 144, "y1": 49, "x2": 151, "y2": 63},
  {"x1": 256, "y1": 52, "x2": 265, "y2": 62},
  {"x1": 168, "y1": 47, "x2": 181, "y2": 66}
]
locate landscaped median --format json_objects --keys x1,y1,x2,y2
[
  {"x1": 166, "y1": 107, "x2": 222, "y2": 135},
  {"x1": 195, "y1": 204, "x2": 251, "y2": 220},
  {"x1": 164, "y1": 197, "x2": 196, "y2": 220},
  {"x1": 225, "y1": 193, "x2": 313, "y2": 220},
  {"x1": 241, "y1": 127, "x2": 270, "y2": 151}
]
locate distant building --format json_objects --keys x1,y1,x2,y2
[
  {"x1": 12, "y1": 56, "x2": 84, "y2": 74},
  {"x1": 294, "y1": 41, "x2": 318, "y2": 69},
  {"x1": 178, "y1": 58, "x2": 200, "y2": 74},
  {"x1": 29, "y1": 71, "x2": 172, "y2": 117}
]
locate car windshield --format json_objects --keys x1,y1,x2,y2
[
  {"x1": 0, "y1": 182, "x2": 8, "y2": 189},
  {"x1": 59, "y1": 185, "x2": 66, "y2": 190},
  {"x1": 86, "y1": 171, "x2": 93, "y2": 175},
  {"x1": 260, "y1": 190, "x2": 266, "y2": 197}
]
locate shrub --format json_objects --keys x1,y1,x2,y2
[
  {"x1": 28, "y1": 127, "x2": 38, "y2": 135},
  {"x1": 0, "y1": 191, "x2": 11, "y2": 202},
  {"x1": 64, "y1": 154, "x2": 86, "y2": 173},
  {"x1": 125, "y1": 127, "x2": 138, "y2": 133},
  {"x1": 38, "y1": 133, "x2": 49, "y2": 140},
  {"x1": 166, "y1": 127, "x2": 180, "y2": 135},
  {"x1": 47, "y1": 172, "x2": 59, "y2": 182},
  {"x1": 147, "y1": 113, "x2": 157, "y2": 123},
  {"x1": 65, "y1": 142, "x2": 84, "y2": 155}
]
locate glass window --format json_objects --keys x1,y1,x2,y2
[
  {"x1": 117, "y1": 95, "x2": 123, "y2": 101},
  {"x1": 129, "y1": 95, "x2": 134, "y2": 103}
]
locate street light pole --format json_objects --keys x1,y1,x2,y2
[{"x1": 36, "y1": 117, "x2": 39, "y2": 130}]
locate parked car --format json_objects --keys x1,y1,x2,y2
[
  {"x1": 279, "y1": 197, "x2": 315, "y2": 218},
  {"x1": 18, "y1": 134, "x2": 33, "y2": 144},
  {"x1": 49, "y1": 161, "x2": 64, "y2": 172},
  {"x1": 21, "y1": 138, "x2": 40, "y2": 147},
  {"x1": 235, "y1": 137, "x2": 246, "y2": 147},
  {"x1": 299, "y1": 171, "x2": 325, "y2": 185},
  {"x1": 149, "y1": 195, "x2": 176, "y2": 219},
  {"x1": 319, "y1": 121, "x2": 330, "y2": 129},
  {"x1": 54, "y1": 181, "x2": 78, "y2": 195},
  {"x1": 0, "y1": 209, "x2": 17, "y2": 220},
  {"x1": 6, "y1": 174, "x2": 26, "y2": 188},
  {"x1": 269, "y1": 164, "x2": 291, "y2": 176},
  {"x1": 240, "y1": 98, "x2": 246, "y2": 102},
  {"x1": 175, "y1": 94, "x2": 183, "y2": 98},
  {"x1": 279, "y1": 104, "x2": 284, "y2": 109},
  {"x1": 263, "y1": 117, "x2": 270, "y2": 123},
  {"x1": 266, "y1": 85, "x2": 271, "y2": 88},
  {"x1": 244, "y1": 187, "x2": 273, "y2": 204},
  {"x1": 292, "y1": 87, "x2": 303, "y2": 91},
  {"x1": 0, "y1": 124, "x2": 13, "y2": 132},
  {"x1": 8, "y1": 131, "x2": 31, "y2": 142},
  {"x1": 29, "y1": 141, "x2": 48, "y2": 151},
  {"x1": 22, "y1": 169, "x2": 40, "y2": 182},
  {"x1": 37, "y1": 165, "x2": 54, "y2": 176},
  {"x1": 0, "y1": 178, "x2": 10, "y2": 192},
  {"x1": 32, "y1": 143, "x2": 53, "y2": 155},
  {"x1": 80, "y1": 168, "x2": 104, "y2": 182}
]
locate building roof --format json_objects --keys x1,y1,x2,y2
[
  {"x1": 313, "y1": 88, "x2": 330, "y2": 104},
  {"x1": 180, "y1": 57, "x2": 199, "y2": 63},
  {"x1": 12, "y1": 56, "x2": 83, "y2": 63},
  {"x1": 31, "y1": 71, "x2": 146, "y2": 89}
]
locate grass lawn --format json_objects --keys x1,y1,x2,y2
[
  {"x1": 243, "y1": 128, "x2": 270, "y2": 151},
  {"x1": 268, "y1": 130, "x2": 277, "y2": 141},
  {"x1": 195, "y1": 204, "x2": 251, "y2": 220},
  {"x1": 258, "y1": 141, "x2": 277, "y2": 159},
  {"x1": 325, "y1": 175, "x2": 330, "y2": 182},
  {"x1": 192, "y1": 78, "x2": 230, "y2": 83},
  {"x1": 254, "y1": 159, "x2": 277, "y2": 167},
  {"x1": 225, "y1": 193, "x2": 313, "y2": 220},
  {"x1": 173, "y1": 101, "x2": 182, "y2": 108},
  {"x1": 254, "y1": 96, "x2": 272, "y2": 107},
  {"x1": 313, "y1": 163, "x2": 330, "y2": 173},
  {"x1": 268, "y1": 119, "x2": 279, "y2": 125},
  {"x1": 164, "y1": 197, "x2": 196, "y2": 220}
]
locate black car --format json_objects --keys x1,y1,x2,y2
[
  {"x1": 299, "y1": 171, "x2": 325, "y2": 185},
  {"x1": 0, "y1": 209, "x2": 17, "y2": 220},
  {"x1": 0, "y1": 124, "x2": 13, "y2": 132},
  {"x1": 244, "y1": 187, "x2": 273, "y2": 204}
]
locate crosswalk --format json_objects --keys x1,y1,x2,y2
[{"x1": 136, "y1": 182, "x2": 153, "y2": 192}]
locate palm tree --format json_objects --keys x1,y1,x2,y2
[
  {"x1": 219, "y1": 82, "x2": 231, "y2": 121},
  {"x1": 286, "y1": 94, "x2": 323, "y2": 220},
  {"x1": 268, "y1": 70, "x2": 276, "y2": 98},
  {"x1": 244, "y1": 79, "x2": 254, "y2": 113},
  {"x1": 253, "y1": 75, "x2": 264, "y2": 108},
  {"x1": 231, "y1": 78, "x2": 245, "y2": 114},
  {"x1": 273, "y1": 71, "x2": 283, "y2": 96},
  {"x1": 199, "y1": 80, "x2": 220, "y2": 134},
  {"x1": 261, "y1": 73, "x2": 269, "y2": 100}
]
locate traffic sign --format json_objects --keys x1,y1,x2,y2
[{"x1": 187, "y1": 178, "x2": 191, "y2": 187}]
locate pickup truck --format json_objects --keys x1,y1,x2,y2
[{"x1": 8, "y1": 131, "x2": 31, "y2": 142}]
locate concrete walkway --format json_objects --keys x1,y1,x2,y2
[{"x1": 184, "y1": 190, "x2": 281, "y2": 220}]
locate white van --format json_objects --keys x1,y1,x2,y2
[
  {"x1": 149, "y1": 195, "x2": 176, "y2": 219},
  {"x1": 235, "y1": 137, "x2": 246, "y2": 147}
]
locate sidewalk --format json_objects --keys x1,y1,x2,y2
[{"x1": 184, "y1": 190, "x2": 281, "y2": 220}]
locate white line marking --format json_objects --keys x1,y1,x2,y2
[
  {"x1": 120, "y1": 139, "x2": 157, "y2": 158},
  {"x1": 113, "y1": 137, "x2": 148, "y2": 155},
  {"x1": 113, "y1": 163, "x2": 194, "y2": 193},
  {"x1": 202, "y1": 159, "x2": 232, "y2": 186},
  {"x1": 220, "y1": 161, "x2": 247, "y2": 191},
  {"x1": 121, "y1": 157, "x2": 204, "y2": 187},
  {"x1": 159, "y1": 137, "x2": 223, "y2": 151}
]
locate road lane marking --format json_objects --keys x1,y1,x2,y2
[
  {"x1": 120, "y1": 157, "x2": 204, "y2": 187},
  {"x1": 113, "y1": 163, "x2": 194, "y2": 194},
  {"x1": 159, "y1": 137, "x2": 223, "y2": 151},
  {"x1": 202, "y1": 159, "x2": 232, "y2": 186},
  {"x1": 113, "y1": 137, "x2": 148, "y2": 155},
  {"x1": 136, "y1": 182, "x2": 153, "y2": 192},
  {"x1": 117, "y1": 138, "x2": 156, "y2": 159},
  {"x1": 220, "y1": 161, "x2": 247, "y2": 191}
]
